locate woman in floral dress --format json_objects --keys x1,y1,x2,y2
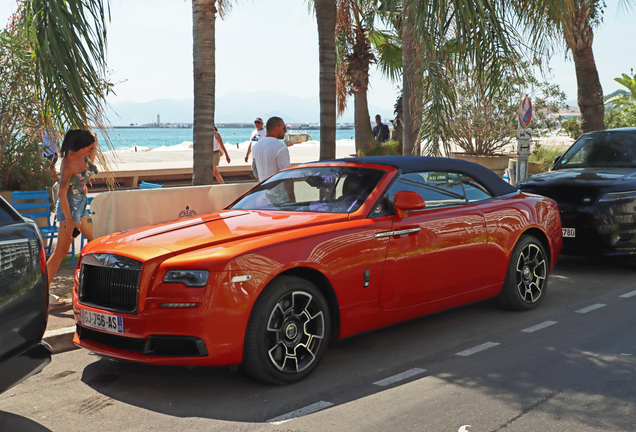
[{"x1": 46, "y1": 130, "x2": 98, "y2": 287}]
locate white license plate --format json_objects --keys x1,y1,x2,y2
[
  {"x1": 81, "y1": 309, "x2": 124, "y2": 334},
  {"x1": 562, "y1": 228, "x2": 576, "y2": 238}
]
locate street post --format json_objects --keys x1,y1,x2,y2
[{"x1": 517, "y1": 96, "x2": 532, "y2": 183}]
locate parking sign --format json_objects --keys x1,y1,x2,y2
[{"x1": 519, "y1": 97, "x2": 532, "y2": 127}]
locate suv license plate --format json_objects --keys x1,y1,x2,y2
[
  {"x1": 562, "y1": 228, "x2": 575, "y2": 238},
  {"x1": 81, "y1": 309, "x2": 124, "y2": 334}
]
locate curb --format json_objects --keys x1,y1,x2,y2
[{"x1": 43, "y1": 326, "x2": 78, "y2": 354}]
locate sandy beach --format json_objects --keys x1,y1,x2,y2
[
  {"x1": 96, "y1": 135, "x2": 574, "y2": 175},
  {"x1": 101, "y1": 139, "x2": 357, "y2": 172}
]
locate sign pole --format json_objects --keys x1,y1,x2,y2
[{"x1": 517, "y1": 96, "x2": 532, "y2": 183}]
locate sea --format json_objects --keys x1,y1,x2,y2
[{"x1": 96, "y1": 127, "x2": 356, "y2": 152}]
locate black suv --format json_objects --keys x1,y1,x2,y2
[
  {"x1": 0, "y1": 195, "x2": 52, "y2": 394},
  {"x1": 517, "y1": 128, "x2": 636, "y2": 256}
]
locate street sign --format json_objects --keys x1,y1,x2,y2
[
  {"x1": 516, "y1": 128, "x2": 532, "y2": 140},
  {"x1": 519, "y1": 97, "x2": 532, "y2": 127}
]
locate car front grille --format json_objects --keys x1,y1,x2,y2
[
  {"x1": 521, "y1": 186, "x2": 599, "y2": 206},
  {"x1": 79, "y1": 254, "x2": 142, "y2": 313}
]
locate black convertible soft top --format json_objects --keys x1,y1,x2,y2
[{"x1": 309, "y1": 155, "x2": 518, "y2": 197}]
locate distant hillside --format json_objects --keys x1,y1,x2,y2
[
  {"x1": 564, "y1": 90, "x2": 630, "y2": 107},
  {"x1": 105, "y1": 91, "x2": 396, "y2": 126},
  {"x1": 604, "y1": 89, "x2": 629, "y2": 101}
]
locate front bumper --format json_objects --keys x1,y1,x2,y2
[
  {"x1": 73, "y1": 293, "x2": 247, "y2": 367},
  {"x1": 559, "y1": 202, "x2": 636, "y2": 256}
]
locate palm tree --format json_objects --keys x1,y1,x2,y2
[
  {"x1": 385, "y1": 0, "x2": 521, "y2": 156},
  {"x1": 192, "y1": 1, "x2": 225, "y2": 185},
  {"x1": 24, "y1": 0, "x2": 232, "y2": 185},
  {"x1": 315, "y1": 0, "x2": 337, "y2": 160},
  {"x1": 514, "y1": 0, "x2": 606, "y2": 133},
  {"x1": 336, "y1": 8, "x2": 375, "y2": 154},
  {"x1": 336, "y1": 1, "x2": 402, "y2": 154},
  {"x1": 400, "y1": 8, "x2": 422, "y2": 156},
  {"x1": 192, "y1": 1, "x2": 234, "y2": 185}
]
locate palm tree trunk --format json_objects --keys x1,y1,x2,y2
[
  {"x1": 563, "y1": 6, "x2": 604, "y2": 133},
  {"x1": 192, "y1": 0, "x2": 216, "y2": 185},
  {"x1": 354, "y1": 90, "x2": 373, "y2": 153},
  {"x1": 315, "y1": 0, "x2": 337, "y2": 160},
  {"x1": 402, "y1": 13, "x2": 423, "y2": 156},
  {"x1": 573, "y1": 45, "x2": 605, "y2": 133},
  {"x1": 393, "y1": 94, "x2": 403, "y2": 148}
]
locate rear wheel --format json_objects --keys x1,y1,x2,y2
[
  {"x1": 500, "y1": 235, "x2": 548, "y2": 310},
  {"x1": 242, "y1": 276, "x2": 331, "y2": 384}
]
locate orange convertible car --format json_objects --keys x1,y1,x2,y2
[{"x1": 73, "y1": 156, "x2": 562, "y2": 383}]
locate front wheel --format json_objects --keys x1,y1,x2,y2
[
  {"x1": 500, "y1": 235, "x2": 548, "y2": 310},
  {"x1": 242, "y1": 276, "x2": 331, "y2": 384}
]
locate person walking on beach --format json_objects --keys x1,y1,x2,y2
[
  {"x1": 373, "y1": 115, "x2": 390, "y2": 143},
  {"x1": 251, "y1": 116, "x2": 290, "y2": 182},
  {"x1": 46, "y1": 130, "x2": 98, "y2": 292},
  {"x1": 244, "y1": 116, "x2": 266, "y2": 163},
  {"x1": 41, "y1": 129, "x2": 59, "y2": 172},
  {"x1": 212, "y1": 126, "x2": 231, "y2": 184}
]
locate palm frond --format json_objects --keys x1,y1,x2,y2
[{"x1": 23, "y1": 0, "x2": 110, "y2": 130}]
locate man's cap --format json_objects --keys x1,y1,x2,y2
[{"x1": 254, "y1": 117, "x2": 263, "y2": 122}]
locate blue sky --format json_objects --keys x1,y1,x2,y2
[{"x1": 2, "y1": 0, "x2": 635, "y2": 108}]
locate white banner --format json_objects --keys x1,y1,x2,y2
[{"x1": 91, "y1": 183, "x2": 256, "y2": 239}]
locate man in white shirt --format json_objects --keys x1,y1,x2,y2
[
  {"x1": 244, "y1": 116, "x2": 267, "y2": 162},
  {"x1": 251, "y1": 116, "x2": 290, "y2": 182}
]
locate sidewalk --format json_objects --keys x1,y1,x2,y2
[{"x1": 44, "y1": 267, "x2": 79, "y2": 354}]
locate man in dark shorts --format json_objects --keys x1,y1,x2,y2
[{"x1": 373, "y1": 115, "x2": 390, "y2": 143}]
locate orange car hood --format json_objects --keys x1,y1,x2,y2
[{"x1": 85, "y1": 209, "x2": 350, "y2": 259}]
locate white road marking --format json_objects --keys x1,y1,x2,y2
[
  {"x1": 619, "y1": 290, "x2": 636, "y2": 298},
  {"x1": 267, "y1": 401, "x2": 333, "y2": 424},
  {"x1": 373, "y1": 368, "x2": 427, "y2": 386},
  {"x1": 576, "y1": 304, "x2": 606, "y2": 314},
  {"x1": 456, "y1": 342, "x2": 500, "y2": 356},
  {"x1": 458, "y1": 426, "x2": 471, "y2": 432},
  {"x1": 522, "y1": 321, "x2": 558, "y2": 333}
]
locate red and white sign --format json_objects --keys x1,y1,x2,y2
[{"x1": 519, "y1": 97, "x2": 532, "y2": 127}]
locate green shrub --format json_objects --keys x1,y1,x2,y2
[
  {"x1": 1, "y1": 12, "x2": 54, "y2": 192},
  {"x1": 529, "y1": 144, "x2": 570, "y2": 171},
  {"x1": 560, "y1": 118, "x2": 582, "y2": 139},
  {"x1": 605, "y1": 104, "x2": 636, "y2": 129},
  {"x1": 357, "y1": 139, "x2": 402, "y2": 157},
  {"x1": 0, "y1": 136, "x2": 55, "y2": 191}
]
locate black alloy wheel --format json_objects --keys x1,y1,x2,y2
[
  {"x1": 243, "y1": 276, "x2": 331, "y2": 384},
  {"x1": 500, "y1": 235, "x2": 548, "y2": 311}
]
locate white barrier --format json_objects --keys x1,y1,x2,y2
[{"x1": 91, "y1": 183, "x2": 256, "y2": 238}]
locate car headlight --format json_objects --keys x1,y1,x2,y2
[
  {"x1": 163, "y1": 270, "x2": 209, "y2": 287},
  {"x1": 598, "y1": 190, "x2": 636, "y2": 203}
]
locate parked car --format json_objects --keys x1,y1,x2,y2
[
  {"x1": 0, "y1": 196, "x2": 52, "y2": 394},
  {"x1": 517, "y1": 128, "x2": 636, "y2": 256},
  {"x1": 73, "y1": 156, "x2": 562, "y2": 384}
]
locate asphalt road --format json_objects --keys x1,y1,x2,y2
[{"x1": 1, "y1": 255, "x2": 635, "y2": 432}]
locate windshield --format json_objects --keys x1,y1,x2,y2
[
  {"x1": 230, "y1": 166, "x2": 386, "y2": 213},
  {"x1": 555, "y1": 131, "x2": 636, "y2": 169}
]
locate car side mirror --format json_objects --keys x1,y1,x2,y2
[
  {"x1": 394, "y1": 191, "x2": 425, "y2": 219},
  {"x1": 552, "y1": 155, "x2": 563, "y2": 169}
]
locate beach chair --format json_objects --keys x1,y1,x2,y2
[
  {"x1": 11, "y1": 190, "x2": 75, "y2": 266},
  {"x1": 139, "y1": 181, "x2": 163, "y2": 189}
]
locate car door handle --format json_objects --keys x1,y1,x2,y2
[
  {"x1": 393, "y1": 228, "x2": 421, "y2": 236},
  {"x1": 374, "y1": 228, "x2": 420, "y2": 238}
]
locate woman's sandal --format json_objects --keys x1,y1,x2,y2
[{"x1": 49, "y1": 294, "x2": 66, "y2": 307}]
